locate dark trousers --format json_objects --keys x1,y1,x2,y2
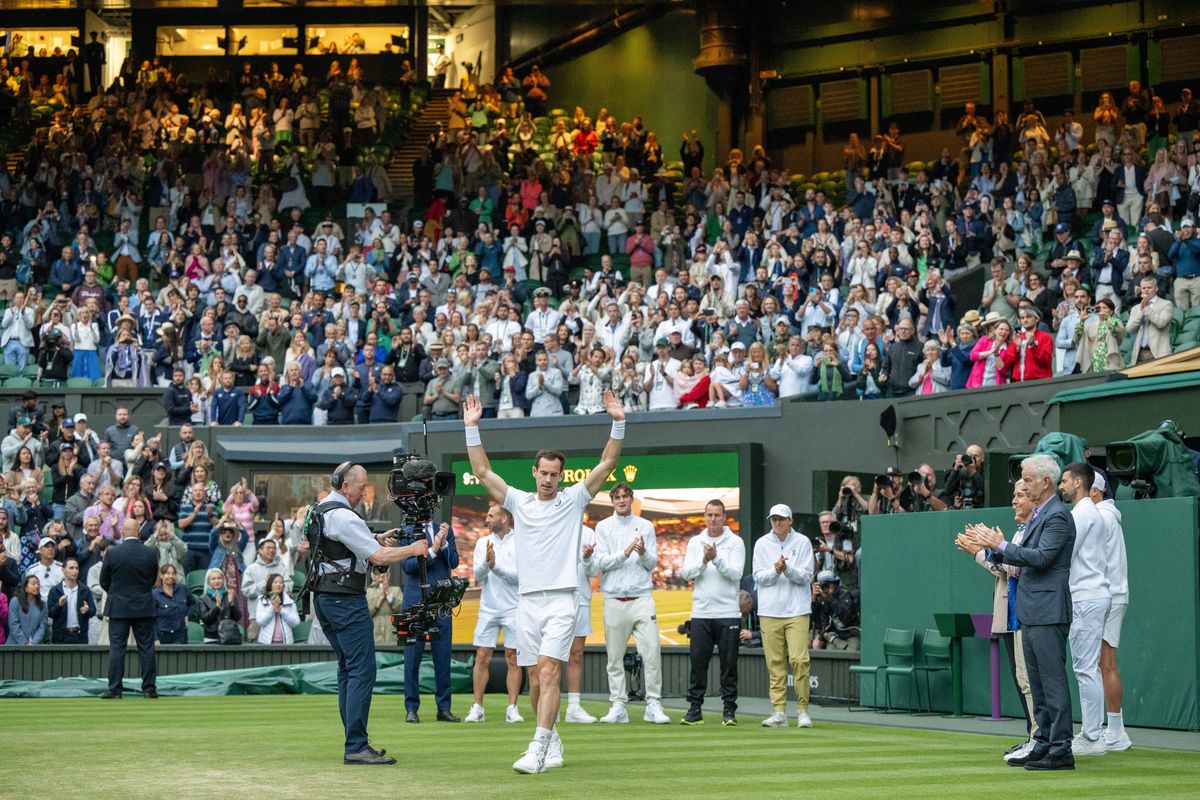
[
  {"x1": 107, "y1": 616, "x2": 157, "y2": 694},
  {"x1": 183, "y1": 549, "x2": 210, "y2": 575},
  {"x1": 314, "y1": 593, "x2": 376, "y2": 755},
  {"x1": 686, "y1": 617, "x2": 740, "y2": 711},
  {"x1": 404, "y1": 616, "x2": 452, "y2": 713},
  {"x1": 1022, "y1": 623, "x2": 1072, "y2": 757}
]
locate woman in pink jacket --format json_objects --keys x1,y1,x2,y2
[{"x1": 967, "y1": 316, "x2": 1017, "y2": 388}]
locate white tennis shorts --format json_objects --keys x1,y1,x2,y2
[
  {"x1": 515, "y1": 589, "x2": 576, "y2": 667},
  {"x1": 573, "y1": 600, "x2": 592, "y2": 638},
  {"x1": 1103, "y1": 600, "x2": 1127, "y2": 648},
  {"x1": 473, "y1": 612, "x2": 520, "y2": 651}
]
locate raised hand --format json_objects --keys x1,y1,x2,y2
[
  {"x1": 603, "y1": 388, "x2": 625, "y2": 421},
  {"x1": 463, "y1": 394, "x2": 483, "y2": 427}
]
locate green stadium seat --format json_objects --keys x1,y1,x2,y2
[
  {"x1": 186, "y1": 569, "x2": 208, "y2": 597},
  {"x1": 93, "y1": 378, "x2": 107, "y2": 387},
  {"x1": 292, "y1": 570, "x2": 306, "y2": 591},
  {"x1": 3, "y1": 377, "x2": 35, "y2": 388},
  {"x1": 913, "y1": 628, "x2": 953, "y2": 714},
  {"x1": 0, "y1": 364, "x2": 19, "y2": 379},
  {"x1": 187, "y1": 621, "x2": 205, "y2": 643},
  {"x1": 65, "y1": 377, "x2": 94, "y2": 388},
  {"x1": 292, "y1": 618, "x2": 313, "y2": 644},
  {"x1": 21, "y1": 366, "x2": 40, "y2": 380},
  {"x1": 849, "y1": 627, "x2": 915, "y2": 712}
]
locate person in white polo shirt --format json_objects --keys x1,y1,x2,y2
[
  {"x1": 680, "y1": 498, "x2": 745, "y2": 726},
  {"x1": 1059, "y1": 462, "x2": 1111, "y2": 756},
  {"x1": 462, "y1": 390, "x2": 626, "y2": 774},
  {"x1": 1090, "y1": 472, "x2": 1132, "y2": 751},
  {"x1": 753, "y1": 504, "x2": 815, "y2": 728},
  {"x1": 465, "y1": 506, "x2": 524, "y2": 725},
  {"x1": 585, "y1": 482, "x2": 670, "y2": 725},
  {"x1": 562, "y1": 524, "x2": 598, "y2": 724}
]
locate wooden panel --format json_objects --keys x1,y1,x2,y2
[
  {"x1": 1021, "y1": 52, "x2": 1072, "y2": 99},
  {"x1": 939, "y1": 62, "x2": 984, "y2": 107},
  {"x1": 1080, "y1": 45, "x2": 1127, "y2": 92},
  {"x1": 888, "y1": 69, "x2": 933, "y2": 114},
  {"x1": 1159, "y1": 35, "x2": 1200, "y2": 83},
  {"x1": 820, "y1": 78, "x2": 866, "y2": 122},
  {"x1": 767, "y1": 84, "x2": 815, "y2": 129}
]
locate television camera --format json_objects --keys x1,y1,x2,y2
[{"x1": 387, "y1": 450, "x2": 468, "y2": 645}]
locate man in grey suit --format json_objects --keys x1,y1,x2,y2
[
  {"x1": 964, "y1": 455, "x2": 1077, "y2": 771},
  {"x1": 99, "y1": 518, "x2": 161, "y2": 700}
]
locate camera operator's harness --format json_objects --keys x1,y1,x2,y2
[{"x1": 300, "y1": 462, "x2": 370, "y2": 600}]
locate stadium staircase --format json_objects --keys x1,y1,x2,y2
[{"x1": 387, "y1": 88, "x2": 453, "y2": 216}]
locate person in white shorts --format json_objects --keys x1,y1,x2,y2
[
  {"x1": 465, "y1": 505, "x2": 524, "y2": 724},
  {"x1": 585, "y1": 482, "x2": 670, "y2": 724},
  {"x1": 563, "y1": 524, "x2": 598, "y2": 723},
  {"x1": 1090, "y1": 473, "x2": 1132, "y2": 751},
  {"x1": 462, "y1": 391, "x2": 626, "y2": 775}
]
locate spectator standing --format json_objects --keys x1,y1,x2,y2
[
  {"x1": 1124, "y1": 276, "x2": 1172, "y2": 364},
  {"x1": 1009, "y1": 308, "x2": 1054, "y2": 382},
  {"x1": 47, "y1": 556, "x2": 94, "y2": 644},
  {"x1": 255, "y1": 573, "x2": 300, "y2": 645},
  {"x1": 424, "y1": 358, "x2": 465, "y2": 420},
  {"x1": 525, "y1": 351, "x2": 564, "y2": 418},
  {"x1": 680, "y1": 499, "x2": 744, "y2": 726},
  {"x1": 99, "y1": 518, "x2": 159, "y2": 699},
  {"x1": 882, "y1": 319, "x2": 921, "y2": 398},
  {"x1": 151, "y1": 564, "x2": 194, "y2": 645},
  {"x1": 7, "y1": 575, "x2": 48, "y2": 644},
  {"x1": 1169, "y1": 218, "x2": 1200, "y2": 310},
  {"x1": 198, "y1": 568, "x2": 241, "y2": 644},
  {"x1": 754, "y1": 504, "x2": 815, "y2": 728}
]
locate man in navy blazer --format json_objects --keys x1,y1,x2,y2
[
  {"x1": 47, "y1": 557, "x2": 96, "y2": 644},
  {"x1": 400, "y1": 521, "x2": 459, "y2": 723},
  {"x1": 99, "y1": 518, "x2": 161, "y2": 699},
  {"x1": 969, "y1": 455, "x2": 1077, "y2": 770},
  {"x1": 1110, "y1": 149, "x2": 1148, "y2": 231}
]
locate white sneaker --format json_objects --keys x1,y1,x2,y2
[
  {"x1": 797, "y1": 710, "x2": 813, "y2": 728},
  {"x1": 599, "y1": 703, "x2": 629, "y2": 724},
  {"x1": 513, "y1": 740, "x2": 547, "y2": 774},
  {"x1": 564, "y1": 705, "x2": 597, "y2": 723},
  {"x1": 715, "y1": 400, "x2": 727, "y2": 408},
  {"x1": 543, "y1": 735, "x2": 564, "y2": 770},
  {"x1": 1071, "y1": 733, "x2": 1108, "y2": 756},
  {"x1": 465, "y1": 704, "x2": 485, "y2": 723},
  {"x1": 1103, "y1": 731, "x2": 1133, "y2": 752},
  {"x1": 762, "y1": 711, "x2": 788, "y2": 728},
  {"x1": 1003, "y1": 740, "x2": 1036, "y2": 762},
  {"x1": 505, "y1": 704, "x2": 525, "y2": 724},
  {"x1": 643, "y1": 700, "x2": 670, "y2": 724}
]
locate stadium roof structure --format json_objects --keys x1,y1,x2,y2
[{"x1": 215, "y1": 430, "x2": 402, "y2": 464}]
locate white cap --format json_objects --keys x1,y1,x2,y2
[
  {"x1": 331, "y1": 367, "x2": 346, "y2": 378},
  {"x1": 767, "y1": 503, "x2": 793, "y2": 521},
  {"x1": 38, "y1": 536, "x2": 56, "y2": 549},
  {"x1": 74, "y1": 413, "x2": 88, "y2": 423},
  {"x1": 1092, "y1": 471, "x2": 1107, "y2": 493}
]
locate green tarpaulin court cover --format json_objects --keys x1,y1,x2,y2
[{"x1": 0, "y1": 653, "x2": 472, "y2": 698}]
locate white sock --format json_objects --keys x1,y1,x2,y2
[
  {"x1": 1106, "y1": 711, "x2": 1125, "y2": 738},
  {"x1": 567, "y1": 692, "x2": 581, "y2": 707},
  {"x1": 550, "y1": 724, "x2": 560, "y2": 742},
  {"x1": 534, "y1": 726, "x2": 551, "y2": 743},
  {"x1": 473, "y1": 702, "x2": 484, "y2": 711}
]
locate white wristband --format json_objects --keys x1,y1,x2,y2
[
  {"x1": 610, "y1": 420, "x2": 626, "y2": 440},
  {"x1": 465, "y1": 426, "x2": 481, "y2": 447}
]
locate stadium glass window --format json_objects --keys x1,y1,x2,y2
[
  {"x1": 249, "y1": 470, "x2": 391, "y2": 522},
  {"x1": 156, "y1": 26, "x2": 226, "y2": 56},
  {"x1": 3, "y1": 28, "x2": 79, "y2": 57},
  {"x1": 305, "y1": 24, "x2": 410, "y2": 55},
  {"x1": 230, "y1": 25, "x2": 298, "y2": 56}
]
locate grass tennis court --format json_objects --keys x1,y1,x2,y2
[
  {"x1": 4, "y1": 695, "x2": 1194, "y2": 799},
  {"x1": 453, "y1": 589, "x2": 694, "y2": 645}
]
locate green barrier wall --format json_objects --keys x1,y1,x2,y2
[{"x1": 859, "y1": 497, "x2": 1199, "y2": 731}]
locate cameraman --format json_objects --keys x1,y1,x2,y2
[
  {"x1": 940, "y1": 445, "x2": 986, "y2": 509},
  {"x1": 814, "y1": 511, "x2": 859, "y2": 591},
  {"x1": 868, "y1": 467, "x2": 905, "y2": 515},
  {"x1": 311, "y1": 461, "x2": 429, "y2": 766},
  {"x1": 832, "y1": 476, "x2": 868, "y2": 526},
  {"x1": 899, "y1": 464, "x2": 948, "y2": 512},
  {"x1": 810, "y1": 571, "x2": 861, "y2": 651}
]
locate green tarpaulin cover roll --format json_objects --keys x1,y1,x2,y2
[{"x1": 0, "y1": 653, "x2": 472, "y2": 698}]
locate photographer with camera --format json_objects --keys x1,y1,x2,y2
[
  {"x1": 309, "y1": 461, "x2": 429, "y2": 766},
  {"x1": 813, "y1": 511, "x2": 859, "y2": 591},
  {"x1": 940, "y1": 445, "x2": 986, "y2": 510},
  {"x1": 867, "y1": 467, "x2": 905, "y2": 515},
  {"x1": 810, "y1": 571, "x2": 861, "y2": 651},
  {"x1": 900, "y1": 464, "x2": 949, "y2": 513},
  {"x1": 400, "y1": 520, "x2": 460, "y2": 723}
]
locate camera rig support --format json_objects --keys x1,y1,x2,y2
[{"x1": 386, "y1": 449, "x2": 467, "y2": 645}]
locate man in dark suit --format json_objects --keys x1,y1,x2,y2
[
  {"x1": 966, "y1": 455, "x2": 1077, "y2": 770},
  {"x1": 400, "y1": 521, "x2": 459, "y2": 723},
  {"x1": 99, "y1": 518, "x2": 160, "y2": 699}
]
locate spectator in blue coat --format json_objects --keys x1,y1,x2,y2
[
  {"x1": 939, "y1": 321, "x2": 978, "y2": 390},
  {"x1": 364, "y1": 366, "x2": 404, "y2": 423},
  {"x1": 317, "y1": 367, "x2": 358, "y2": 424},
  {"x1": 210, "y1": 371, "x2": 246, "y2": 426},
  {"x1": 49, "y1": 246, "x2": 83, "y2": 296},
  {"x1": 7, "y1": 574, "x2": 48, "y2": 644},
  {"x1": 277, "y1": 362, "x2": 318, "y2": 424},
  {"x1": 152, "y1": 563, "x2": 195, "y2": 644},
  {"x1": 207, "y1": 521, "x2": 248, "y2": 572},
  {"x1": 162, "y1": 367, "x2": 194, "y2": 425}
]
